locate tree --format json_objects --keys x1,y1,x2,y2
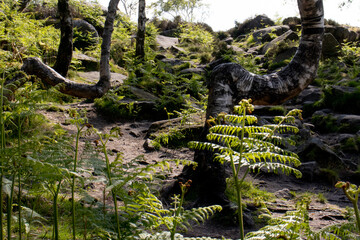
[
  {"x1": 119, "y1": 0, "x2": 138, "y2": 17},
  {"x1": 150, "y1": 0, "x2": 206, "y2": 22},
  {"x1": 175, "y1": 0, "x2": 325, "y2": 206},
  {"x1": 20, "y1": 0, "x2": 121, "y2": 99},
  {"x1": 135, "y1": 0, "x2": 146, "y2": 60},
  {"x1": 52, "y1": 0, "x2": 73, "y2": 77}
]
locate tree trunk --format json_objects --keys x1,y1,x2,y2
[
  {"x1": 20, "y1": 0, "x2": 121, "y2": 99},
  {"x1": 52, "y1": 0, "x2": 73, "y2": 77},
  {"x1": 177, "y1": 0, "x2": 324, "y2": 206},
  {"x1": 136, "y1": 0, "x2": 146, "y2": 60},
  {"x1": 18, "y1": 0, "x2": 31, "y2": 11}
]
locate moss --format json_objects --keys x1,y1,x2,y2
[
  {"x1": 311, "y1": 114, "x2": 339, "y2": 133},
  {"x1": 341, "y1": 137, "x2": 360, "y2": 152}
]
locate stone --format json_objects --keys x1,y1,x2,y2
[
  {"x1": 77, "y1": 71, "x2": 127, "y2": 88},
  {"x1": 333, "y1": 26, "x2": 350, "y2": 43},
  {"x1": 297, "y1": 137, "x2": 344, "y2": 169},
  {"x1": 223, "y1": 37, "x2": 234, "y2": 45},
  {"x1": 170, "y1": 45, "x2": 186, "y2": 54},
  {"x1": 143, "y1": 138, "x2": 157, "y2": 152},
  {"x1": 73, "y1": 53, "x2": 99, "y2": 71},
  {"x1": 179, "y1": 68, "x2": 206, "y2": 75},
  {"x1": 73, "y1": 19, "x2": 99, "y2": 50},
  {"x1": 261, "y1": 30, "x2": 299, "y2": 55},
  {"x1": 290, "y1": 85, "x2": 322, "y2": 104},
  {"x1": 273, "y1": 47, "x2": 297, "y2": 63},
  {"x1": 274, "y1": 188, "x2": 293, "y2": 200},
  {"x1": 322, "y1": 33, "x2": 341, "y2": 58},
  {"x1": 156, "y1": 35, "x2": 179, "y2": 50},
  {"x1": 129, "y1": 86, "x2": 159, "y2": 101},
  {"x1": 252, "y1": 25, "x2": 290, "y2": 43},
  {"x1": 233, "y1": 15, "x2": 274, "y2": 37}
]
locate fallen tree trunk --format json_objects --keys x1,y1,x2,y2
[{"x1": 20, "y1": 0, "x2": 120, "y2": 99}]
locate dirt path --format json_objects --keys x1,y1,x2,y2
[{"x1": 40, "y1": 101, "x2": 354, "y2": 239}]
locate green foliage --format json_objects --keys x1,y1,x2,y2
[
  {"x1": 150, "y1": 0, "x2": 207, "y2": 22},
  {"x1": 189, "y1": 99, "x2": 302, "y2": 239},
  {"x1": 335, "y1": 181, "x2": 360, "y2": 235},
  {"x1": 0, "y1": 1, "x2": 59, "y2": 64},
  {"x1": 126, "y1": 180, "x2": 221, "y2": 240}
]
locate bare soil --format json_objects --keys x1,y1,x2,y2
[{"x1": 40, "y1": 101, "x2": 353, "y2": 239}]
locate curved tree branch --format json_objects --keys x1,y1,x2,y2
[
  {"x1": 207, "y1": 0, "x2": 324, "y2": 118},
  {"x1": 176, "y1": 0, "x2": 324, "y2": 206},
  {"x1": 21, "y1": 0, "x2": 121, "y2": 99}
]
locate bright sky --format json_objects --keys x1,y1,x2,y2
[{"x1": 97, "y1": 0, "x2": 360, "y2": 31}]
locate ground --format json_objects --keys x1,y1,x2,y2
[{"x1": 40, "y1": 101, "x2": 353, "y2": 239}]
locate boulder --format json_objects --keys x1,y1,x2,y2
[
  {"x1": 233, "y1": 15, "x2": 274, "y2": 37},
  {"x1": 261, "y1": 30, "x2": 299, "y2": 55},
  {"x1": 282, "y1": 17, "x2": 301, "y2": 25},
  {"x1": 322, "y1": 33, "x2": 341, "y2": 58},
  {"x1": 273, "y1": 47, "x2": 297, "y2": 64},
  {"x1": 289, "y1": 85, "x2": 322, "y2": 105},
  {"x1": 73, "y1": 19, "x2": 99, "y2": 50},
  {"x1": 73, "y1": 53, "x2": 99, "y2": 71},
  {"x1": 297, "y1": 137, "x2": 344, "y2": 169},
  {"x1": 129, "y1": 86, "x2": 159, "y2": 101},
  {"x1": 77, "y1": 71, "x2": 126, "y2": 88},
  {"x1": 333, "y1": 26, "x2": 350, "y2": 43},
  {"x1": 156, "y1": 35, "x2": 179, "y2": 50},
  {"x1": 252, "y1": 25, "x2": 290, "y2": 43}
]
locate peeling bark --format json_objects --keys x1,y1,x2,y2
[
  {"x1": 52, "y1": 0, "x2": 73, "y2": 77},
  {"x1": 20, "y1": 0, "x2": 120, "y2": 99},
  {"x1": 177, "y1": 0, "x2": 324, "y2": 206}
]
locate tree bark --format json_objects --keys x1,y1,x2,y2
[
  {"x1": 52, "y1": 0, "x2": 73, "y2": 77},
  {"x1": 18, "y1": 0, "x2": 31, "y2": 11},
  {"x1": 20, "y1": 0, "x2": 121, "y2": 99},
  {"x1": 178, "y1": 0, "x2": 324, "y2": 206},
  {"x1": 136, "y1": 0, "x2": 146, "y2": 60}
]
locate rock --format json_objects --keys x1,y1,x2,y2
[
  {"x1": 129, "y1": 130, "x2": 141, "y2": 138},
  {"x1": 77, "y1": 71, "x2": 127, "y2": 88},
  {"x1": 282, "y1": 17, "x2": 301, "y2": 25},
  {"x1": 228, "y1": 45, "x2": 245, "y2": 54},
  {"x1": 170, "y1": 45, "x2": 186, "y2": 54},
  {"x1": 290, "y1": 85, "x2": 322, "y2": 105},
  {"x1": 233, "y1": 15, "x2": 274, "y2": 37},
  {"x1": 73, "y1": 53, "x2": 99, "y2": 71},
  {"x1": 252, "y1": 25, "x2": 290, "y2": 43},
  {"x1": 333, "y1": 26, "x2": 350, "y2": 43},
  {"x1": 143, "y1": 138, "x2": 157, "y2": 151},
  {"x1": 73, "y1": 19, "x2": 99, "y2": 50},
  {"x1": 223, "y1": 37, "x2": 234, "y2": 45},
  {"x1": 273, "y1": 47, "x2": 297, "y2": 63},
  {"x1": 274, "y1": 188, "x2": 293, "y2": 200},
  {"x1": 262, "y1": 30, "x2": 299, "y2": 55},
  {"x1": 179, "y1": 68, "x2": 205, "y2": 75},
  {"x1": 297, "y1": 137, "x2": 344, "y2": 169},
  {"x1": 156, "y1": 35, "x2": 179, "y2": 50},
  {"x1": 298, "y1": 161, "x2": 321, "y2": 182},
  {"x1": 146, "y1": 113, "x2": 204, "y2": 144},
  {"x1": 322, "y1": 33, "x2": 341, "y2": 58},
  {"x1": 129, "y1": 86, "x2": 159, "y2": 101}
]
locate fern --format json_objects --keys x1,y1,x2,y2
[
  {"x1": 125, "y1": 184, "x2": 221, "y2": 239},
  {"x1": 189, "y1": 99, "x2": 302, "y2": 240}
]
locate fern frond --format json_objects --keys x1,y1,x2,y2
[
  {"x1": 263, "y1": 124, "x2": 299, "y2": 134},
  {"x1": 224, "y1": 114, "x2": 257, "y2": 125},
  {"x1": 209, "y1": 125, "x2": 272, "y2": 136},
  {"x1": 248, "y1": 162, "x2": 302, "y2": 178}
]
